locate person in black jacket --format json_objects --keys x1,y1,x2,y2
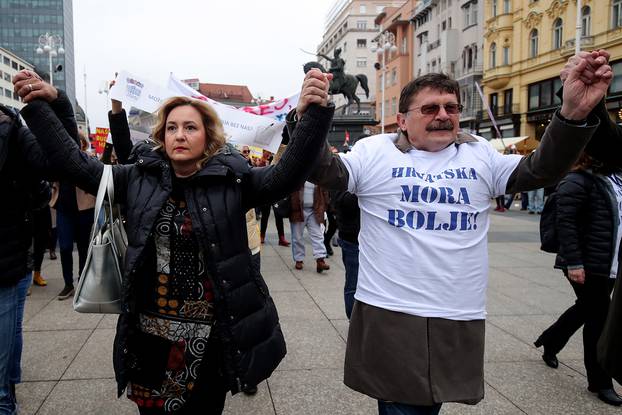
[
  {"x1": 0, "y1": 101, "x2": 52, "y2": 415},
  {"x1": 14, "y1": 68, "x2": 333, "y2": 414},
  {"x1": 534, "y1": 153, "x2": 622, "y2": 406}
]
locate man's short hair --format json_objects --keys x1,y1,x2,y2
[{"x1": 398, "y1": 73, "x2": 460, "y2": 113}]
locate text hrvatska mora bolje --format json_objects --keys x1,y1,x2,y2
[{"x1": 387, "y1": 166, "x2": 479, "y2": 231}]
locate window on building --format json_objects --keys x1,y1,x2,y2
[
  {"x1": 11, "y1": 61, "x2": 17, "y2": 70},
  {"x1": 490, "y1": 42, "x2": 497, "y2": 68},
  {"x1": 492, "y1": 0, "x2": 497, "y2": 17},
  {"x1": 357, "y1": 20, "x2": 367, "y2": 30},
  {"x1": 503, "y1": 0, "x2": 510, "y2": 14},
  {"x1": 343, "y1": 42, "x2": 347, "y2": 52},
  {"x1": 391, "y1": 97, "x2": 397, "y2": 115},
  {"x1": 360, "y1": 4, "x2": 367, "y2": 13},
  {"x1": 12, "y1": 91, "x2": 18, "y2": 100},
  {"x1": 610, "y1": 61, "x2": 622, "y2": 94},
  {"x1": 357, "y1": 39, "x2": 367, "y2": 48},
  {"x1": 2, "y1": 57, "x2": 8, "y2": 66},
  {"x1": 472, "y1": 2, "x2": 478, "y2": 23},
  {"x1": 489, "y1": 93, "x2": 498, "y2": 115},
  {"x1": 464, "y1": 4, "x2": 471, "y2": 26},
  {"x1": 503, "y1": 89, "x2": 513, "y2": 114},
  {"x1": 502, "y1": 46, "x2": 510, "y2": 65},
  {"x1": 527, "y1": 77, "x2": 563, "y2": 110},
  {"x1": 553, "y1": 18, "x2": 563, "y2": 49},
  {"x1": 356, "y1": 57, "x2": 367, "y2": 67},
  {"x1": 401, "y1": 37, "x2": 407, "y2": 54},
  {"x1": 614, "y1": 0, "x2": 622, "y2": 28},
  {"x1": 3, "y1": 72, "x2": 9, "y2": 82},
  {"x1": 467, "y1": 47, "x2": 473, "y2": 68},
  {"x1": 442, "y1": 20, "x2": 446, "y2": 31},
  {"x1": 449, "y1": 17, "x2": 452, "y2": 28},
  {"x1": 581, "y1": 6, "x2": 591, "y2": 37},
  {"x1": 4, "y1": 88, "x2": 11, "y2": 98},
  {"x1": 391, "y1": 68, "x2": 397, "y2": 85},
  {"x1": 530, "y1": 29, "x2": 539, "y2": 57}
]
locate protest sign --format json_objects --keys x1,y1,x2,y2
[{"x1": 94, "y1": 127, "x2": 110, "y2": 155}]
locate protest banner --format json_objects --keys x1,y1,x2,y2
[{"x1": 94, "y1": 127, "x2": 110, "y2": 155}]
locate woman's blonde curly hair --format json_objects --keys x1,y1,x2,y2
[{"x1": 151, "y1": 96, "x2": 226, "y2": 169}]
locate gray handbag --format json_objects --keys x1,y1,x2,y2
[{"x1": 73, "y1": 164, "x2": 127, "y2": 314}]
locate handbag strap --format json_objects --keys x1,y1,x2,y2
[{"x1": 90, "y1": 165, "x2": 115, "y2": 240}]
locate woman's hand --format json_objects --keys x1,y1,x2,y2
[
  {"x1": 568, "y1": 268, "x2": 586, "y2": 284},
  {"x1": 12, "y1": 70, "x2": 58, "y2": 103},
  {"x1": 296, "y1": 69, "x2": 332, "y2": 117},
  {"x1": 109, "y1": 76, "x2": 123, "y2": 114}
]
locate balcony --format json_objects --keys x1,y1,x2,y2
[
  {"x1": 476, "y1": 104, "x2": 520, "y2": 121},
  {"x1": 455, "y1": 64, "x2": 483, "y2": 79},
  {"x1": 483, "y1": 65, "x2": 512, "y2": 89},
  {"x1": 427, "y1": 39, "x2": 441, "y2": 52},
  {"x1": 561, "y1": 36, "x2": 595, "y2": 56}
]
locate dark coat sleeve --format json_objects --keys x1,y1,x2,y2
[
  {"x1": 583, "y1": 99, "x2": 622, "y2": 169},
  {"x1": 20, "y1": 99, "x2": 132, "y2": 204},
  {"x1": 108, "y1": 109, "x2": 133, "y2": 164},
  {"x1": 49, "y1": 89, "x2": 79, "y2": 144},
  {"x1": 556, "y1": 173, "x2": 591, "y2": 268},
  {"x1": 241, "y1": 104, "x2": 334, "y2": 209},
  {"x1": 505, "y1": 111, "x2": 599, "y2": 193}
]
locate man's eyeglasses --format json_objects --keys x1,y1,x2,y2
[
  {"x1": 242, "y1": 150, "x2": 250, "y2": 154},
  {"x1": 406, "y1": 103, "x2": 464, "y2": 115}
]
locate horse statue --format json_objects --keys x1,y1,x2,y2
[{"x1": 303, "y1": 50, "x2": 369, "y2": 114}]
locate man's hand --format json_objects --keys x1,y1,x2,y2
[
  {"x1": 296, "y1": 69, "x2": 332, "y2": 117},
  {"x1": 561, "y1": 50, "x2": 610, "y2": 85},
  {"x1": 568, "y1": 268, "x2": 585, "y2": 284},
  {"x1": 560, "y1": 54, "x2": 612, "y2": 120},
  {"x1": 13, "y1": 70, "x2": 58, "y2": 103}
]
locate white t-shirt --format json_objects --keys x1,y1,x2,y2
[
  {"x1": 303, "y1": 181, "x2": 315, "y2": 208},
  {"x1": 339, "y1": 133, "x2": 521, "y2": 320},
  {"x1": 607, "y1": 173, "x2": 622, "y2": 279}
]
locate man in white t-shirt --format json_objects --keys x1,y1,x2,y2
[{"x1": 289, "y1": 52, "x2": 613, "y2": 415}]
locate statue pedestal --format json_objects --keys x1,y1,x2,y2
[{"x1": 327, "y1": 114, "x2": 378, "y2": 150}]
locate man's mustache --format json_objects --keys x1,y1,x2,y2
[{"x1": 426, "y1": 120, "x2": 454, "y2": 131}]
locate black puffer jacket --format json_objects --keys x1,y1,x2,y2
[
  {"x1": 554, "y1": 170, "x2": 620, "y2": 276},
  {"x1": 21, "y1": 96, "x2": 334, "y2": 397},
  {"x1": 0, "y1": 105, "x2": 55, "y2": 286},
  {"x1": 331, "y1": 190, "x2": 359, "y2": 244}
]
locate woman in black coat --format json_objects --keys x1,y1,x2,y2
[
  {"x1": 14, "y1": 69, "x2": 333, "y2": 414},
  {"x1": 534, "y1": 153, "x2": 622, "y2": 406}
]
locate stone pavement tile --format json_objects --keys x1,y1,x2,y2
[
  {"x1": 36, "y1": 378, "x2": 137, "y2": 415},
  {"x1": 269, "y1": 368, "x2": 375, "y2": 415},
  {"x1": 442, "y1": 384, "x2": 523, "y2": 415},
  {"x1": 488, "y1": 315, "x2": 584, "y2": 361},
  {"x1": 487, "y1": 279, "x2": 574, "y2": 316},
  {"x1": 15, "y1": 381, "x2": 55, "y2": 415},
  {"x1": 330, "y1": 319, "x2": 349, "y2": 342},
  {"x1": 488, "y1": 254, "x2": 536, "y2": 269},
  {"x1": 484, "y1": 323, "x2": 540, "y2": 363},
  {"x1": 27, "y1": 277, "x2": 64, "y2": 302},
  {"x1": 97, "y1": 313, "x2": 118, "y2": 329},
  {"x1": 63, "y1": 329, "x2": 115, "y2": 379},
  {"x1": 224, "y1": 381, "x2": 275, "y2": 415},
  {"x1": 277, "y1": 318, "x2": 345, "y2": 370},
  {"x1": 271, "y1": 290, "x2": 326, "y2": 321},
  {"x1": 486, "y1": 290, "x2": 543, "y2": 316},
  {"x1": 504, "y1": 251, "x2": 558, "y2": 268},
  {"x1": 21, "y1": 330, "x2": 91, "y2": 381},
  {"x1": 495, "y1": 266, "x2": 572, "y2": 292},
  {"x1": 300, "y1": 278, "x2": 348, "y2": 320},
  {"x1": 24, "y1": 299, "x2": 103, "y2": 331},
  {"x1": 484, "y1": 361, "x2": 621, "y2": 415},
  {"x1": 559, "y1": 359, "x2": 622, "y2": 392},
  {"x1": 262, "y1": 270, "x2": 305, "y2": 293},
  {"x1": 23, "y1": 299, "x2": 49, "y2": 324}
]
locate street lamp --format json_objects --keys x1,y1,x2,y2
[
  {"x1": 371, "y1": 31, "x2": 397, "y2": 134},
  {"x1": 35, "y1": 33, "x2": 64, "y2": 87}
]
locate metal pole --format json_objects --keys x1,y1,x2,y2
[
  {"x1": 83, "y1": 67, "x2": 88, "y2": 135},
  {"x1": 381, "y1": 51, "x2": 385, "y2": 134},
  {"x1": 575, "y1": 0, "x2": 582, "y2": 55},
  {"x1": 48, "y1": 51, "x2": 54, "y2": 87}
]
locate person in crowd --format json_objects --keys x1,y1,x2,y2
[
  {"x1": 53, "y1": 133, "x2": 96, "y2": 300},
  {"x1": 527, "y1": 186, "x2": 545, "y2": 214},
  {"x1": 332, "y1": 189, "x2": 360, "y2": 319},
  {"x1": 14, "y1": 68, "x2": 333, "y2": 415},
  {"x1": 259, "y1": 197, "x2": 290, "y2": 247},
  {"x1": 31, "y1": 205, "x2": 53, "y2": 288},
  {"x1": 0, "y1": 101, "x2": 52, "y2": 415},
  {"x1": 534, "y1": 153, "x2": 622, "y2": 406},
  {"x1": 289, "y1": 181, "x2": 330, "y2": 273},
  {"x1": 287, "y1": 52, "x2": 613, "y2": 414},
  {"x1": 48, "y1": 183, "x2": 58, "y2": 260}
]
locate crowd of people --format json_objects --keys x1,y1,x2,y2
[{"x1": 0, "y1": 48, "x2": 620, "y2": 415}]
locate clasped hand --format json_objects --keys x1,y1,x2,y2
[
  {"x1": 296, "y1": 69, "x2": 332, "y2": 117},
  {"x1": 12, "y1": 70, "x2": 58, "y2": 103}
]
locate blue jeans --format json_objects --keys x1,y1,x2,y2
[
  {"x1": 378, "y1": 401, "x2": 442, "y2": 415},
  {"x1": 57, "y1": 209, "x2": 94, "y2": 287},
  {"x1": 337, "y1": 238, "x2": 359, "y2": 319},
  {"x1": 0, "y1": 273, "x2": 31, "y2": 415}
]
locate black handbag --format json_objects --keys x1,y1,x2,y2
[{"x1": 272, "y1": 196, "x2": 291, "y2": 218}]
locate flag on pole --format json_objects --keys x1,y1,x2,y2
[{"x1": 344, "y1": 130, "x2": 350, "y2": 146}]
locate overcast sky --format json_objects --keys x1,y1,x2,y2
[{"x1": 73, "y1": 0, "x2": 335, "y2": 129}]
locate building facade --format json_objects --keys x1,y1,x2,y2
[
  {"x1": 0, "y1": 47, "x2": 34, "y2": 110},
  {"x1": 317, "y1": 0, "x2": 406, "y2": 114},
  {"x1": 481, "y1": 0, "x2": 622, "y2": 148},
  {"x1": 0, "y1": 0, "x2": 76, "y2": 108}
]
